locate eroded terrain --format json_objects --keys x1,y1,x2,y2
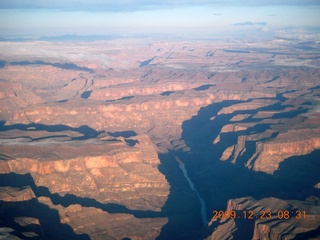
[{"x1": 0, "y1": 38, "x2": 319, "y2": 239}]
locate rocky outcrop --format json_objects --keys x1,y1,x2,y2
[
  {"x1": 0, "y1": 132, "x2": 169, "y2": 239},
  {"x1": 248, "y1": 129, "x2": 320, "y2": 173},
  {"x1": 0, "y1": 186, "x2": 35, "y2": 202},
  {"x1": 217, "y1": 99, "x2": 278, "y2": 115},
  {"x1": 0, "y1": 134, "x2": 169, "y2": 211},
  {"x1": 208, "y1": 91, "x2": 320, "y2": 174},
  {"x1": 39, "y1": 196, "x2": 167, "y2": 240},
  {"x1": 0, "y1": 187, "x2": 40, "y2": 239},
  {"x1": 89, "y1": 82, "x2": 199, "y2": 101},
  {"x1": 208, "y1": 197, "x2": 320, "y2": 240},
  {"x1": 206, "y1": 219, "x2": 236, "y2": 240},
  {"x1": 0, "y1": 38, "x2": 319, "y2": 239},
  {"x1": 217, "y1": 127, "x2": 320, "y2": 174}
]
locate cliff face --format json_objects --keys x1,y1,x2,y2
[
  {"x1": 0, "y1": 186, "x2": 35, "y2": 202},
  {"x1": 248, "y1": 130, "x2": 320, "y2": 173},
  {"x1": 4, "y1": 90, "x2": 275, "y2": 148},
  {"x1": 38, "y1": 196, "x2": 168, "y2": 240},
  {"x1": 0, "y1": 186, "x2": 41, "y2": 239},
  {"x1": 207, "y1": 197, "x2": 320, "y2": 240},
  {"x1": 0, "y1": 132, "x2": 169, "y2": 239},
  {"x1": 0, "y1": 133, "x2": 169, "y2": 209},
  {"x1": 209, "y1": 93, "x2": 320, "y2": 174},
  {"x1": 0, "y1": 39, "x2": 319, "y2": 239},
  {"x1": 219, "y1": 127, "x2": 320, "y2": 174}
]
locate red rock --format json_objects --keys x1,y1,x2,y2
[
  {"x1": 0, "y1": 38, "x2": 319, "y2": 239},
  {"x1": 0, "y1": 186, "x2": 36, "y2": 202},
  {"x1": 208, "y1": 197, "x2": 320, "y2": 240}
]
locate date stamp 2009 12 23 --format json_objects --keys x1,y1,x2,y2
[{"x1": 211, "y1": 210, "x2": 306, "y2": 220}]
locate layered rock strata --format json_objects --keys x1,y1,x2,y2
[
  {"x1": 207, "y1": 197, "x2": 320, "y2": 239},
  {"x1": 0, "y1": 38, "x2": 319, "y2": 239}
]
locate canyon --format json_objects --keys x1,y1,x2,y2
[{"x1": 0, "y1": 37, "x2": 319, "y2": 239}]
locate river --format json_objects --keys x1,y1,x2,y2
[{"x1": 175, "y1": 157, "x2": 208, "y2": 225}]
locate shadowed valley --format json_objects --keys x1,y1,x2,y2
[{"x1": 0, "y1": 38, "x2": 319, "y2": 239}]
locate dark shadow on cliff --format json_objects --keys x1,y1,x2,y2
[
  {"x1": 1, "y1": 171, "x2": 201, "y2": 238},
  {"x1": 0, "y1": 173, "x2": 166, "y2": 219},
  {"x1": 170, "y1": 97, "x2": 319, "y2": 239},
  {"x1": 10, "y1": 60, "x2": 94, "y2": 73},
  {"x1": 0, "y1": 60, "x2": 6, "y2": 68},
  {"x1": 0, "y1": 122, "x2": 104, "y2": 140},
  {"x1": 0, "y1": 199, "x2": 90, "y2": 240},
  {"x1": 80, "y1": 90, "x2": 92, "y2": 99},
  {"x1": 107, "y1": 130, "x2": 137, "y2": 138},
  {"x1": 156, "y1": 100, "x2": 244, "y2": 240},
  {"x1": 0, "y1": 173, "x2": 90, "y2": 239},
  {"x1": 156, "y1": 153, "x2": 203, "y2": 240},
  {"x1": 0, "y1": 169, "x2": 204, "y2": 240},
  {"x1": 295, "y1": 225, "x2": 320, "y2": 239},
  {"x1": 1, "y1": 156, "x2": 209, "y2": 240}
]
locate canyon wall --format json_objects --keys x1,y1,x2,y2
[
  {"x1": 0, "y1": 38, "x2": 319, "y2": 239},
  {"x1": 207, "y1": 196, "x2": 320, "y2": 239}
]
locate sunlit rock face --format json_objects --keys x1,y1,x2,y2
[
  {"x1": 0, "y1": 38, "x2": 319, "y2": 239},
  {"x1": 0, "y1": 134, "x2": 168, "y2": 210},
  {"x1": 207, "y1": 196, "x2": 320, "y2": 240},
  {"x1": 0, "y1": 130, "x2": 169, "y2": 239}
]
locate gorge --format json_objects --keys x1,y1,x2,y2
[
  {"x1": 175, "y1": 156, "x2": 208, "y2": 226},
  {"x1": 0, "y1": 37, "x2": 319, "y2": 239}
]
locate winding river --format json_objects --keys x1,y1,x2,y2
[{"x1": 175, "y1": 157, "x2": 208, "y2": 225}]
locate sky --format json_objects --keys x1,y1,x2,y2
[{"x1": 0, "y1": 0, "x2": 320, "y2": 38}]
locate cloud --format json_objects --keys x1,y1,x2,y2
[
  {"x1": 259, "y1": 26, "x2": 269, "y2": 32},
  {"x1": 213, "y1": 13, "x2": 222, "y2": 16},
  {"x1": 1, "y1": 0, "x2": 320, "y2": 12},
  {"x1": 233, "y1": 21, "x2": 268, "y2": 26}
]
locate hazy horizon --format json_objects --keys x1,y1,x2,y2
[{"x1": 1, "y1": 0, "x2": 320, "y2": 39}]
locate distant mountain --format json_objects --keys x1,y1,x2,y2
[
  {"x1": 38, "y1": 34, "x2": 116, "y2": 42},
  {"x1": 0, "y1": 34, "x2": 118, "y2": 42}
]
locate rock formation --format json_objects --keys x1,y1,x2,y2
[
  {"x1": 0, "y1": 38, "x2": 319, "y2": 239},
  {"x1": 207, "y1": 196, "x2": 320, "y2": 239}
]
